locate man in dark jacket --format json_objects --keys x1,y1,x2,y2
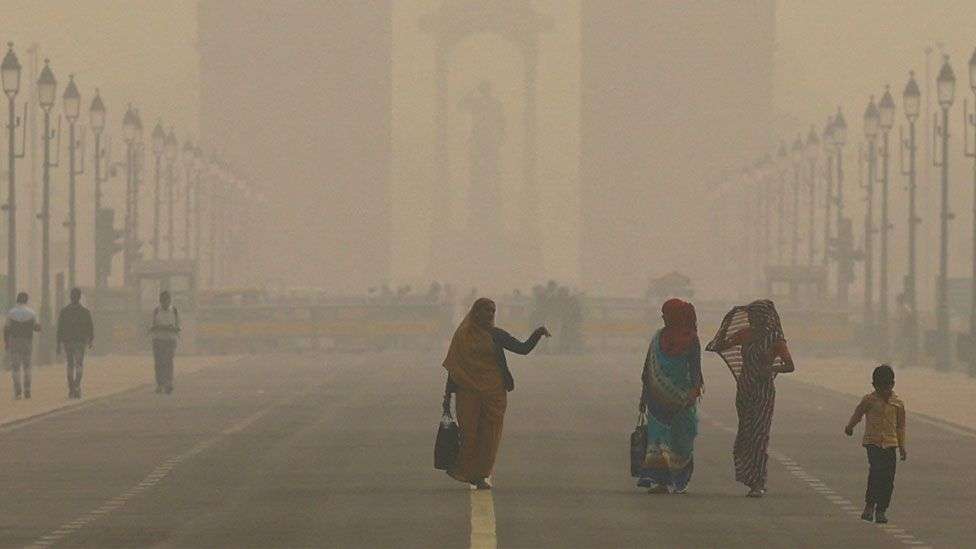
[{"x1": 56, "y1": 288, "x2": 94, "y2": 399}]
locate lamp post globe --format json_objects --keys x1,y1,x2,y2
[
  {"x1": 833, "y1": 108, "x2": 847, "y2": 146},
  {"x1": 152, "y1": 121, "x2": 165, "y2": 157},
  {"x1": 806, "y1": 125, "x2": 820, "y2": 160},
  {"x1": 937, "y1": 55, "x2": 956, "y2": 109},
  {"x1": 2, "y1": 43, "x2": 21, "y2": 98},
  {"x1": 903, "y1": 71, "x2": 921, "y2": 122},
  {"x1": 864, "y1": 96, "x2": 880, "y2": 141},
  {"x1": 62, "y1": 74, "x2": 80, "y2": 122},
  {"x1": 37, "y1": 59, "x2": 56, "y2": 111},
  {"x1": 879, "y1": 86, "x2": 895, "y2": 131},
  {"x1": 122, "y1": 105, "x2": 138, "y2": 142},
  {"x1": 89, "y1": 89, "x2": 105, "y2": 135}
]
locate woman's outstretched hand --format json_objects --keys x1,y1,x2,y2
[{"x1": 535, "y1": 326, "x2": 552, "y2": 338}]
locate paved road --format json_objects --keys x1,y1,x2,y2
[{"x1": 1, "y1": 349, "x2": 973, "y2": 548}]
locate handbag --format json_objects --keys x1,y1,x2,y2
[
  {"x1": 630, "y1": 407, "x2": 647, "y2": 478},
  {"x1": 434, "y1": 393, "x2": 460, "y2": 471}
]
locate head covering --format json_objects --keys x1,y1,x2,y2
[
  {"x1": 442, "y1": 298, "x2": 501, "y2": 392},
  {"x1": 706, "y1": 299, "x2": 786, "y2": 381},
  {"x1": 660, "y1": 298, "x2": 698, "y2": 356}
]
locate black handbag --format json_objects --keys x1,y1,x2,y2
[
  {"x1": 434, "y1": 394, "x2": 460, "y2": 471},
  {"x1": 630, "y1": 408, "x2": 647, "y2": 478}
]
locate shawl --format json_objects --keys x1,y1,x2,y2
[
  {"x1": 642, "y1": 330, "x2": 700, "y2": 423},
  {"x1": 660, "y1": 298, "x2": 697, "y2": 357},
  {"x1": 442, "y1": 298, "x2": 502, "y2": 392},
  {"x1": 706, "y1": 299, "x2": 786, "y2": 382}
]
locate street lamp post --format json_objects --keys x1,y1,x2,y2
[
  {"x1": 37, "y1": 60, "x2": 58, "y2": 363},
  {"x1": 182, "y1": 140, "x2": 194, "y2": 259},
  {"x1": 901, "y1": 71, "x2": 921, "y2": 367},
  {"x1": 791, "y1": 136, "x2": 804, "y2": 270},
  {"x1": 833, "y1": 107, "x2": 850, "y2": 303},
  {"x1": 2, "y1": 43, "x2": 25, "y2": 308},
  {"x1": 63, "y1": 75, "x2": 82, "y2": 290},
  {"x1": 151, "y1": 122, "x2": 165, "y2": 260},
  {"x1": 806, "y1": 126, "x2": 820, "y2": 268},
  {"x1": 165, "y1": 130, "x2": 177, "y2": 260},
  {"x1": 776, "y1": 142, "x2": 789, "y2": 265},
  {"x1": 193, "y1": 146, "x2": 203, "y2": 260},
  {"x1": 89, "y1": 90, "x2": 106, "y2": 287},
  {"x1": 863, "y1": 96, "x2": 880, "y2": 336},
  {"x1": 878, "y1": 86, "x2": 896, "y2": 359},
  {"x1": 822, "y1": 118, "x2": 835, "y2": 272},
  {"x1": 934, "y1": 55, "x2": 956, "y2": 371},
  {"x1": 121, "y1": 105, "x2": 139, "y2": 286},
  {"x1": 965, "y1": 48, "x2": 976, "y2": 375}
]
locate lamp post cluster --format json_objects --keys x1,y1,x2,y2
[
  {"x1": 0, "y1": 43, "x2": 257, "y2": 358},
  {"x1": 727, "y1": 49, "x2": 976, "y2": 374}
]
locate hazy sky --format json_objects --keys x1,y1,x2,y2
[{"x1": 4, "y1": 1, "x2": 976, "y2": 299}]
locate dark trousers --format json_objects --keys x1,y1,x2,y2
[
  {"x1": 64, "y1": 342, "x2": 86, "y2": 393},
  {"x1": 152, "y1": 339, "x2": 176, "y2": 390},
  {"x1": 865, "y1": 445, "x2": 897, "y2": 511}
]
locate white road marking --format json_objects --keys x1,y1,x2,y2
[
  {"x1": 23, "y1": 404, "x2": 278, "y2": 549},
  {"x1": 469, "y1": 488, "x2": 497, "y2": 549}
]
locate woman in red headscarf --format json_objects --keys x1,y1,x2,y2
[
  {"x1": 637, "y1": 298, "x2": 703, "y2": 494},
  {"x1": 442, "y1": 298, "x2": 550, "y2": 489}
]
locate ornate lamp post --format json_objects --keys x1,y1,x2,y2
[
  {"x1": 822, "y1": 118, "x2": 835, "y2": 272},
  {"x1": 806, "y1": 126, "x2": 821, "y2": 267},
  {"x1": 863, "y1": 96, "x2": 880, "y2": 332},
  {"x1": 165, "y1": 130, "x2": 177, "y2": 260},
  {"x1": 37, "y1": 60, "x2": 58, "y2": 362},
  {"x1": 965, "y1": 48, "x2": 976, "y2": 375},
  {"x1": 2, "y1": 43, "x2": 25, "y2": 307},
  {"x1": 776, "y1": 142, "x2": 789, "y2": 265},
  {"x1": 151, "y1": 122, "x2": 165, "y2": 260},
  {"x1": 833, "y1": 107, "x2": 850, "y2": 303},
  {"x1": 934, "y1": 55, "x2": 956, "y2": 371},
  {"x1": 63, "y1": 75, "x2": 82, "y2": 290},
  {"x1": 790, "y1": 135, "x2": 804, "y2": 270},
  {"x1": 878, "y1": 86, "x2": 896, "y2": 359},
  {"x1": 89, "y1": 90, "x2": 106, "y2": 287},
  {"x1": 181, "y1": 140, "x2": 194, "y2": 259},
  {"x1": 901, "y1": 71, "x2": 922, "y2": 366},
  {"x1": 121, "y1": 105, "x2": 139, "y2": 285}
]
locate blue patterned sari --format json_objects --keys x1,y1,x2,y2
[{"x1": 640, "y1": 330, "x2": 701, "y2": 491}]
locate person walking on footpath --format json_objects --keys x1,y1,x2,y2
[
  {"x1": 4, "y1": 292, "x2": 41, "y2": 400},
  {"x1": 149, "y1": 291, "x2": 180, "y2": 394},
  {"x1": 442, "y1": 298, "x2": 550, "y2": 490},
  {"x1": 56, "y1": 288, "x2": 95, "y2": 399},
  {"x1": 844, "y1": 364, "x2": 907, "y2": 524},
  {"x1": 707, "y1": 299, "x2": 795, "y2": 497}
]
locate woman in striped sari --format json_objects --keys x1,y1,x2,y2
[
  {"x1": 707, "y1": 300, "x2": 794, "y2": 497},
  {"x1": 638, "y1": 299, "x2": 703, "y2": 494}
]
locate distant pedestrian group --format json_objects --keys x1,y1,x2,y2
[{"x1": 3, "y1": 288, "x2": 182, "y2": 400}]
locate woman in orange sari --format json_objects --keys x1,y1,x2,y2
[{"x1": 443, "y1": 298, "x2": 550, "y2": 489}]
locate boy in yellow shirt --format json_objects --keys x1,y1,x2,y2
[{"x1": 844, "y1": 364, "x2": 907, "y2": 524}]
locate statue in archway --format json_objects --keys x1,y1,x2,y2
[{"x1": 460, "y1": 81, "x2": 506, "y2": 223}]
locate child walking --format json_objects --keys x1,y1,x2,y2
[{"x1": 844, "y1": 364, "x2": 907, "y2": 524}]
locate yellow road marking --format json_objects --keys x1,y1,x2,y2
[{"x1": 469, "y1": 488, "x2": 497, "y2": 549}]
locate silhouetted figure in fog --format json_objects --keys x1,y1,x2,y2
[
  {"x1": 149, "y1": 291, "x2": 180, "y2": 394},
  {"x1": 4, "y1": 292, "x2": 40, "y2": 400},
  {"x1": 56, "y1": 288, "x2": 94, "y2": 399},
  {"x1": 442, "y1": 298, "x2": 550, "y2": 489}
]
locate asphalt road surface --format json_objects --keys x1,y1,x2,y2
[{"x1": 1, "y1": 349, "x2": 973, "y2": 548}]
